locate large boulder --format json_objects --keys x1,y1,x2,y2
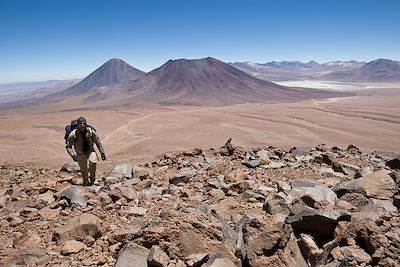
[
  {"x1": 386, "y1": 157, "x2": 400, "y2": 170},
  {"x1": 264, "y1": 192, "x2": 291, "y2": 215},
  {"x1": 289, "y1": 180, "x2": 337, "y2": 207},
  {"x1": 61, "y1": 240, "x2": 86, "y2": 255},
  {"x1": 53, "y1": 213, "x2": 102, "y2": 244},
  {"x1": 147, "y1": 245, "x2": 170, "y2": 267},
  {"x1": 60, "y1": 162, "x2": 80, "y2": 173},
  {"x1": 243, "y1": 217, "x2": 307, "y2": 267},
  {"x1": 169, "y1": 168, "x2": 197, "y2": 185},
  {"x1": 115, "y1": 242, "x2": 150, "y2": 267},
  {"x1": 58, "y1": 186, "x2": 87, "y2": 208},
  {"x1": 297, "y1": 233, "x2": 324, "y2": 266},
  {"x1": 110, "y1": 186, "x2": 139, "y2": 202},
  {"x1": 285, "y1": 209, "x2": 351, "y2": 245},
  {"x1": 333, "y1": 170, "x2": 397, "y2": 199},
  {"x1": 108, "y1": 163, "x2": 133, "y2": 179}
]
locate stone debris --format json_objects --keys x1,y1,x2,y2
[
  {"x1": 59, "y1": 186, "x2": 88, "y2": 208},
  {"x1": 0, "y1": 143, "x2": 399, "y2": 266},
  {"x1": 107, "y1": 163, "x2": 133, "y2": 179},
  {"x1": 147, "y1": 245, "x2": 170, "y2": 267},
  {"x1": 60, "y1": 162, "x2": 80, "y2": 173}
]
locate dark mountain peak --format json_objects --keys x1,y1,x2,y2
[
  {"x1": 307, "y1": 60, "x2": 320, "y2": 67},
  {"x1": 106, "y1": 57, "x2": 123, "y2": 62},
  {"x1": 104, "y1": 58, "x2": 125, "y2": 65},
  {"x1": 149, "y1": 57, "x2": 260, "y2": 86},
  {"x1": 118, "y1": 56, "x2": 344, "y2": 106},
  {"x1": 57, "y1": 58, "x2": 146, "y2": 96},
  {"x1": 373, "y1": 58, "x2": 392, "y2": 62},
  {"x1": 361, "y1": 58, "x2": 400, "y2": 71},
  {"x1": 162, "y1": 57, "x2": 219, "y2": 65},
  {"x1": 367, "y1": 58, "x2": 390, "y2": 64},
  {"x1": 149, "y1": 57, "x2": 234, "y2": 77},
  {"x1": 100, "y1": 58, "x2": 137, "y2": 70}
]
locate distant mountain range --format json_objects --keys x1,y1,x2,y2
[
  {"x1": 230, "y1": 59, "x2": 400, "y2": 82},
  {"x1": 0, "y1": 79, "x2": 79, "y2": 104},
  {"x1": 0, "y1": 57, "x2": 346, "y2": 109},
  {"x1": 259, "y1": 60, "x2": 365, "y2": 70},
  {"x1": 322, "y1": 59, "x2": 400, "y2": 82},
  {"x1": 2, "y1": 57, "x2": 399, "y2": 110}
]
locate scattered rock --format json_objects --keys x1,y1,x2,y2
[
  {"x1": 386, "y1": 157, "x2": 400, "y2": 170},
  {"x1": 297, "y1": 233, "x2": 323, "y2": 266},
  {"x1": 289, "y1": 180, "x2": 337, "y2": 207},
  {"x1": 333, "y1": 170, "x2": 397, "y2": 199},
  {"x1": 108, "y1": 163, "x2": 133, "y2": 179},
  {"x1": 59, "y1": 186, "x2": 87, "y2": 208},
  {"x1": 242, "y1": 159, "x2": 261, "y2": 168},
  {"x1": 60, "y1": 162, "x2": 80, "y2": 173},
  {"x1": 330, "y1": 246, "x2": 371, "y2": 264},
  {"x1": 1, "y1": 144, "x2": 399, "y2": 267},
  {"x1": 286, "y1": 209, "x2": 351, "y2": 245},
  {"x1": 115, "y1": 242, "x2": 150, "y2": 267},
  {"x1": 203, "y1": 254, "x2": 237, "y2": 267},
  {"x1": 265, "y1": 161, "x2": 285, "y2": 169},
  {"x1": 124, "y1": 206, "x2": 148, "y2": 216},
  {"x1": 61, "y1": 240, "x2": 86, "y2": 255},
  {"x1": 147, "y1": 245, "x2": 170, "y2": 267},
  {"x1": 53, "y1": 213, "x2": 102, "y2": 244}
]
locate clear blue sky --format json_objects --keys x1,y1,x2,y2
[{"x1": 1, "y1": 0, "x2": 399, "y2": 83}]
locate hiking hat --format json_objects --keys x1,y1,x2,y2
[{"x1": 77, "y1": 117, "x2": 87, "y2": 125}]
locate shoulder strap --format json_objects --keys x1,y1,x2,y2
[
  {"x1": 69, "y1": 129, "x2": 78, "y2": 140},
  {"x1": 69, "y1": 128, "x2": 93, "y2": 140},
  {"x1": 87, "y1": 127, "x2": 94, "y2": 137}
]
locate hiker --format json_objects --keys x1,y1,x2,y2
[{"x1": 66, "y1": 117, "x2": 106, "y2": 186}]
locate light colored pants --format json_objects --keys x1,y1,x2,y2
[{"x1": 77, "y1": 151, "x2": 98, "y2": 185}]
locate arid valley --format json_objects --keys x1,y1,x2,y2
[
  {"x1": 1, "y1": 54, "x2": 400, "y2": 267},
  {"x1": 2, "y1": 1, "x2": 400, "y2": 265},
  {"x1": 1, "y1": 86, "x2": 399, "y2": 167}
]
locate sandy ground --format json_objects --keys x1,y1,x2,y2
[{"x1": 0, "y1": 88, "x2": 399, "y2": 168}]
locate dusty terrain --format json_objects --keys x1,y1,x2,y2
[
  {"x1": 0, "y1": 87, "x2": 399, "y2": 168},
  {"x1": 0, "y1": 87, "x2": 399, "y2": 267}
]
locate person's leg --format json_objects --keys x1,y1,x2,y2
[
  {"x1": 77, "y1": 154, "x2": 89, "y2": 185},
  {"x1": 88, "y1": 152, "x2": 98, "y2": 185}
]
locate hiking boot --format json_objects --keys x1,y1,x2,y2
[{"x1": 88, "y1": 177, "x2": 95, "y2": 186}]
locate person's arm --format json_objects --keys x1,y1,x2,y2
[
  {"x1": 92, "y1": 131, "x2": 106, "y2": 160},
  {"x1": 66, "y1": 131, "x2": 78, "y2": 161}
]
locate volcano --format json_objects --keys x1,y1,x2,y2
[
  {"x1": 57, "y1": 58, "x2": 145, "y2": 96},
  {"x1": 114, "y1": 57, "x2": 340, "y2": 106}
]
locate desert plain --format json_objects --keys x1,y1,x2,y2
[{"x1": 0, "y1": 86, "x2": 399, "y2": 167}]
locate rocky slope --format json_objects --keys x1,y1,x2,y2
[{"x1": 0, "y1": 141, "x2": 399, "y2": 266}]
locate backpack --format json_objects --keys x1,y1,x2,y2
[{"x1": 64, "y1": 120, "x2": 96, "y2": 143}]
